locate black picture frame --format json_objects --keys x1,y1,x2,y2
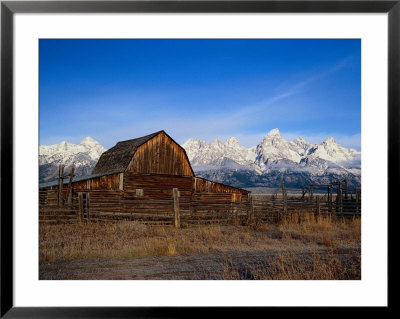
[{"x1": 1, "y1": 0, "x2": 395, "y2": 317}]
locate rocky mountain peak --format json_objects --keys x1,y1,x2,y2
[
  {"x1": 293, "y1": 136, "x2": 306, "y2": 143},
  {"x1": 323, "y1": 137, "x2": 338, "y2": 145},
  {"x1": 80, "y1": 136, "x2": 99, "y2": 147},
  {"x1": 182, "y1": 138, "x2": 207, "y2": 148},
  {"x1": 266, "y1": 128, "x2": 281, "y2": 136},
  {"x1": 225, "y1": 136, "x2": 241, "y2": 146},
  {"x1": 260, "y1": 128, "x2": 286, "y2": 148},
  {"x1": 210, "y1": 139, "x2": 223, "y2": 147}
]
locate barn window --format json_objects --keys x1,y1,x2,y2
[{"x1": 136, "y1": 189, "x2": 144, "y2": 196}]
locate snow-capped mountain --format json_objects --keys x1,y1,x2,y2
[
  {"x1": 182, "y1": 136, "x2": 256, "y2": 168},
  {"x1": 289, "y1": 137, "x2": 312, "y2": 157},
  {"x1": 255, "y1": 128, "x2": 301, "y2": 168},
  {"x1": 39, "y1": 137, "x2": 106, "y2": 183},
  {"x1": 39, "y1": 129, "x2": 361, "y2": 188},
  {"x1": 305, "y1": 137, "x2": 360, "y2": 164},
  {"x1": 182, "y1": 128, "x2": 361, "y2": 188}
]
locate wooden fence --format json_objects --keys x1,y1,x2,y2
[
  {"x1": 249, "y1": 192, "x2": 361, "y2": 223},
  {"x1": 39, "y1": 188, "x2": 250, "y2": 226},
  {"x1": 39, "y1": 181, "x2": 361, "y2": 226}
]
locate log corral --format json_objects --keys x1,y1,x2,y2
[{"x1": 39, "y1": 131, "x2": 250, "y2": 225}]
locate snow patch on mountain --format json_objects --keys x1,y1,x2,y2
[
  {"x1": 183, "y1": 136, "x2": 256, "y2": 167},
  {"x1": 182, "y1": 128, "x2": 361, "y2": 188},
  {"x1": 40, "y1": 137, "x2": 105, "y2": 162},
  {"x1": 256, "y1": 128, "x2": 301, "y2": 167},
  {"x1": 183, "y1": 129, "x2": 360, "y2": 171},
  {"x1": 306, "y1": 137, "x2": 360, "y2": 163},
  {"x1": 289, "y1": 137, "x2": 313, "y2": 157},
  {"x1": 39, "y1": 137, "x2": 106, "y2": 183}
]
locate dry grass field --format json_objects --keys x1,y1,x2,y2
[{"x1": 39, "y1": 213, "x2": 361, "y2": 280}]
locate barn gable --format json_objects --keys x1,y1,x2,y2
[{"x1": 92, "y1": 130, "x2": 194, "y2": 176}]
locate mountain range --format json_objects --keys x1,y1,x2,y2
[
  {"x1": 39, "y1": 129, "x2": 361, "y2": 188},
  {"x1": 182, "y1": 128, "x2": 360, "y2": 188},
  {"x1": 39, "y1": 137, "x2": 106, "y2": 183}
]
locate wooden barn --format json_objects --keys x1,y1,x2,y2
[{"x1": 39, "y1": 131, "x2": 250, "y2": 225}]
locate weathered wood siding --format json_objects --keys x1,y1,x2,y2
[
  {"x1": 40, "y1": 173, "x2": 122, "y2": 201},
  {"x1": 193, "y1": 177, "x2": 248, "y2": 201},
  {"x1": 87, "y1": 190, "x2": 123, "y2": 218},
  {"x1": 39, "y1": 172, "x2": 250, "y2": 224},
  {"x1": 69, "y1": 173, "x2": 121, "y2": 191},
  {"x1": 128, "y1": 132, "x2": 194, "y2": 176},
  {"x1": 39, "y1": 188, "x2": 58, "y2": 206},
  {"x1": 123, "y1": 173, "x2": 193, "y2": 200},
  {"x1": 40, "y1": 173, "x2": 248, "y2": 208},
  {"x1": 119, "y1": 173, "x2": 192, "y2": 217},
  {"x1": 123, "y1": 173, "x2": 249, "y2": 201}
]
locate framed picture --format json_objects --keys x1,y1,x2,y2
[{"x1": 1, "y1": 0, "x2": 395, "y2": 316}]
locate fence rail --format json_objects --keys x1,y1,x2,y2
[{"x1": 39, "y1": 179, "x2": 360, "y2": 226}]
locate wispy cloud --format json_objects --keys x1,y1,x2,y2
[{"x1": 224, "y1": 56, "x2": 354, "y2": 122}]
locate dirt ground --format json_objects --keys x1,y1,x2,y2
[{"x1": 39, "y1": 248, "x2": 360, "y2": 280}]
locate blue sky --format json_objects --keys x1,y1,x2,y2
[{"x1": 39, "y1": 39, "x2": 361, "y2": 150}]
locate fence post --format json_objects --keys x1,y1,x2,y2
[
  {"x1": 344, "y1": 178, "x2": 349, "y2": 199},
  {"x1": 58, "y1": 164, "x2": 64, "y2": 207},
  {"x1": 356, "y1": 187, "x2": 360, "y2": 214},
  {"x1": 272, "y1": 192, "x2": 276, "y2": 212},
  {"x1": 233, "y1": 202, "x2": 238, "y2": 225},
  {"x1": 316, "y1": 195, "x2": 320, "y2": 215},
  {"x1": 309, "y1": 185, "x2": 313, "y2": 202},
  {"x1": 230, "y1": 194, "x2": 238, "y2": 225},
  {"x1": 78, "y1": 192, "x2": 83, "y2": 223},
  {"x1": 338, "y1": 182, "x2": 343, "y2": 215},
  {"x1": 328, "y1": 185, "x2": 333, "y2": 213},
  {"x1": 249, "y1": 194, "x2": 255, "y2": 224},
  {"x1": 66, "y1": 167, "x2": 75, "y2": 206},
  {"x1": 281, "y1": 182, "x2": 287, "y2": 215},
  {"x1": 327, "y1": 186, "x2": 330, "y2": 212},
  {"x1": 173, "y1": 188, "x2": 180, "y2": 228},
  {"x1": 283, "y1": 189, "x2": 287, "y2": 214},
  {"x1": 86, "y1": 192, "x2": 90, "y2": 221}
]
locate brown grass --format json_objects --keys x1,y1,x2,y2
[
  {"x1": 39, "y1": 213, "x2": 360, "y2": 265},
  {"x1": 208, "y1": 249, "x2": 361, "y2": 280}
]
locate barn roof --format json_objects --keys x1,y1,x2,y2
[
  {"x1": 91, "y1": 130, "x2": 196, "y2": 176},
  {"x1": 92, "y1": 131, "x2": 163, "y2": 175}
]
